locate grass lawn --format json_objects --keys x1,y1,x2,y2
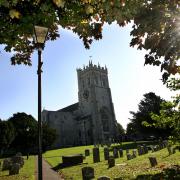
[
  {"x1": 0, "y1": 156, "x2": 35, "y2": 180},
  {"x1": 44, "y1": 142, "x2": 180, "y2": 180}
]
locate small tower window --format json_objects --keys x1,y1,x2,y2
[{"x1": 102, "y1": 79, "x2": 106, "y2": 87}]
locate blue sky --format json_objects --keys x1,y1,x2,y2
[{"x1": 0, "y1": 23, "x2": 174, "y2": 128}]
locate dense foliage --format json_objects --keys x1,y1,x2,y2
[
  {"x1": 126, "y1": 92, "x2": 171, "y2": 139},
  {"x1": 143, "y1": 78, "x2": 180, "y2": 142},
  {"x1": 0, "y1": 0, "x2": 179, "y2": 82},
  {"x1": 0, "y1": 112, "x2": 57, "y2": 155},
  {"x1": 0, "y1": 119, "x2": 15, "y2": 155}
]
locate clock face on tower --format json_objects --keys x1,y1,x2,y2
[{"x1": 83, "y1": 89, "x2": 89, "y2": 100}]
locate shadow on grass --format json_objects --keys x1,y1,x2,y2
[
  {"x1": 52, "y1": 162, "x2": 88, "y2": 171},
  {"x1": 135, "y1": 165, "x2": 180, "y2": 180}
]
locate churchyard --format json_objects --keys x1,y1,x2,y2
[
  {"x1": 0, "y1": 141, "x2": 179, "y2": 179},
  {"x1": 43, "y1": 141, "x2": 180, "y2": 179}
]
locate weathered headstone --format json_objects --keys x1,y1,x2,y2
[
  {"x1": 127, "y1": 153, "x2": 132, "y2": 160},
  {"x1": 104, "y1": 147, "x2": 109, "y2": 160},
  {"x1": 137, "y1": 145, "x2": 143, "y2": 155},
  {"x1": 148, "y1": 157, "x2": 158, "y2": 167},
  {"x1": 85, "y1": 149, "x2": 90, "y2": 156},
  {"x1": 132, "y1": 149, "x2": 137, "y2": 158},
  {"x1": 97, "y1": 176, "x2": 111, "y2": 180},
  {"x1": 9, "y1": 163, "x2": 20, "y2": 175},
  {"x1": 108, "y1": 156, "x2": 115, "y2": 168},
  {"x1": 143, "y1": 144, "x2": 148, "y2": 154},
  {"x1": 118, "y1": 149, "x2": 123, "y2": 157},
  {"x1": 93, "y1": 147, "x2": 100, "y2": 163},
  {"x1": 167, "y1": 146, "x2": 173, "y2": 155},
  {"x1": 82, "y1": 167, "x2": 94, "y2": 180},
  {"x1": 113, "y1": 148, "x2": 118, "y2": 158},
  {"x1": 2, "y1": 159, "x2": 12, "y2": 171},
  {"x1": 11, "y1": 155, "x2": 24, "y2": 167}
]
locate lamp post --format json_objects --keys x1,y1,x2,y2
[{"x1": 34, "y1": 25, "x2": 48, "y2": 180}]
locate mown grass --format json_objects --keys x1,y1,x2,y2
[
  {"x1": 0, "y1": 156, "x2": 35, "y2": 180},
  {"x1": 44, "y1": 143, "x2": 180, "y2": 180}
]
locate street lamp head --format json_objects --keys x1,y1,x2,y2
[{"x1": 34, "y1": 25, "x2": 48, "y2": 48}]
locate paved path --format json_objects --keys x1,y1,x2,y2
[{"x1": 35, "y1": 156, "x2": 63, "y2": 180}]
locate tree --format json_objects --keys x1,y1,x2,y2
[
  {"x1": 0, "y1": 119, "x2": 15, "y2": 156},
  {"x1": 143, "y1": 78, "x2": 180, "y2": 142},
  {"x1": 127, "y1": 92, "x2": 170, "y2": 138},
  {"x1": 42, "y1": 123, "x2": 57, "y2": 152},
  {"x1": 117, "y1": 122, "x2": 125, "y2": 135},
  {"x1": 8, "y1": 112, "x2": 57, "y2": 153},
  {"x1": 8, "y1": 112, "x2": 38, "y2": 153},
  {"x1": 0, "y1": 1, "x2": 179, "y2": 82}
]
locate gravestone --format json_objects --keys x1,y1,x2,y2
[
  {"x1": 98, "y1": 176, "x2": 111, "y2": 180},
  {"x1": 82, "y1": 167, "x2": 94, "y2": 180},
  {"x1": 62, "y1": 154, "x2": 83, "y2": 165},
  {"x1": 119, "y1": 149, "x2": 123, "y2": 157},
  {"x1": 93, "y1": 147, "x2": 100, "y2": 163},
  {"x1": 9, "y1": 163, "x2": 20, "y2": 175},
  {"x1": 137, "y1": 146, "x2": 143, "y2": 155},
  {"x1": 85, "y1": 149, "x2": 90, "y2": 156},
  {"x1": 104, "y1": 147, "x2": 109, "y2": 160},
  {"x1": 113, "y1": 148, "x2": 118, "y2": 158},
  {"x1": 2, "y1": 159, "x2": 12, "y2": 171},
  {"x1": 11, "y1": 155, "x2": 24, "y2": 167},
  {"x1": 132, "y1": 149, "x2": 137, "y2": 158},
  {"x1": 167, "y1": 146, "x2": 173, "y2": 155},
  {"x1": 143, "y1": 144, "x2": 148, "y2": 154},
  {"x1": 108, "y1": 156, "x2": 115, "y2": 168},
  {"x1": 148, "y1": 157, "x2": 157, "y2": 167},
  {"x1": 127, "y1": 153, "x2": 132, "y2": 160}
]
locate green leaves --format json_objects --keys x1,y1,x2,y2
[{"x1": 0, "y1": 0, "x2": 179, "y2": 82}]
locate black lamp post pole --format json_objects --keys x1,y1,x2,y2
[{"x1": 37, "y1": 47, "x2": 43, "y2": 180}]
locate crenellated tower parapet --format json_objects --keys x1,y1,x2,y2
[{"x1": 77, "y1": 61, "x2": 108, "y2": 75}]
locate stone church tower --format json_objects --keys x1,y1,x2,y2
[
  {"x1": 42, "y1": 62, "x2": 118, "y2": 148},
  {"x1": 77, "y1": 61, "x2": 117, "y2": 144}
]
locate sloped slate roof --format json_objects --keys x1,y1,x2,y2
[{"x1": 57, "y1": 102, "x2": 79, "y2": 112}]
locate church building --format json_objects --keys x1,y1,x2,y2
[{"x1": 42, "y1": 62, "x2": 118, "y2": 148}]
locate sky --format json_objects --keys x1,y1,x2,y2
[{"x1": 0, "y1": 23, "x2": 175, "y2": 129}]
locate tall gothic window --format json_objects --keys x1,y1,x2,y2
[{"x1": 100, "y1": 107, "x2": 109, "y2": 131}]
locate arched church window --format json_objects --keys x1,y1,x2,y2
[{"x1": 100, "y1": 107, "x2": 109, "y2": 131}]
